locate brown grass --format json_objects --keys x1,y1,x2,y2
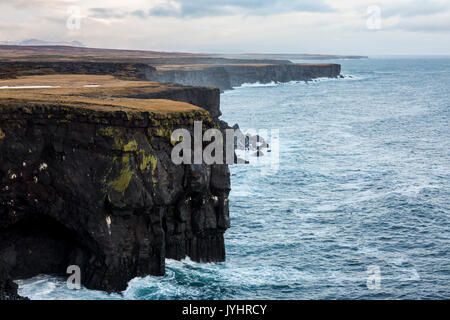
[
  {"x1": 0, "y1": 45, "x2": 202, "y2": 60},
  {"x1": 0, "y1": 74, "x2": 202, "y2": 114}
]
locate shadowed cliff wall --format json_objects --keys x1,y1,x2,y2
[{"x1": 0, "y1": 103, "x2": 230, "y2": 293}]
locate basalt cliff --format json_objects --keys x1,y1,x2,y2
[
  {"x1": 0, "y1": 75, "x2": 229, "y2": 297},
  {"x1": 0, "y1": 50, "x2": 342, "y2": 299}
]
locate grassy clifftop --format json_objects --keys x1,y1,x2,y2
[{"x1": 0, "y1": 74, "x2": 213, "y2": 116}]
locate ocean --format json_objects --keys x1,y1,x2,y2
[{"x1": 17, "y1": 57, "x2": 450, "y2": 300}]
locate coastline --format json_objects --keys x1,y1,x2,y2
[{"x1": 0, "y1": 45, "x2": 342, "y2": 299}]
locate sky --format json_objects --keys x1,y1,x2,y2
[{"x1": 0, "y1": 0, "x2": 449, "y2": 55}]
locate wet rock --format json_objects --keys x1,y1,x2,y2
[{"x1": 0, "y1": 260, "x2": 26, "y2": 300}]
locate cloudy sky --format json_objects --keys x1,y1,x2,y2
[{"x1": 1, "y1": 0, "x2": 449, "y2": 55}]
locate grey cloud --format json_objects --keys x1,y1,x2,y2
[
  {"x1": 148, "y1": 0, "x2": 334, "y2": 18},
  {"x1": 9, "y1": 0, "x2": 69, "y2": 9},
  {"x1": 131, "y1": 10, "x2": 147, "y2": 19},
  {"x1": 89, "y1": 8, "x2": 129, "y2": 19},
  {"x1": 89, "y1": 8, "x2": 151, "y2": 20},
  {"x1": 374, "y1": 0, "x2": 450, "y2": 33},
  {"x1": 394, "y1": 19, "x2": 450, "y2": 33},
  {"x1": 382, "y1": 0, "x2": 450, "y2": 18}
]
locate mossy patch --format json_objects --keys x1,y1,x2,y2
[
  {"x1": 109, "y1": 154, "x2": 133, "y2": 193},
  {"x1": 104, "y1": 136, "x2": 158, "y2": 194},
  {"x1": 98, "y1": 126, "x2": 137, "y2": 152},
  {"x1": 98, "y1": 126, "x2": 120, "y2": 137},
  {"x1": 123, "y1": 140, "x2": 138, "y2": 152},
  {"x1": 138, "y1": 151, "x2": 157, "y2": 172},
  {"x1": 109, "y1": 166, "x2": 133, "y2": 193},
  {"x1": 154, "y1": 127, "x2": 172, "y2": 137}
]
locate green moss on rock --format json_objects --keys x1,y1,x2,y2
[{"x1": 109, "y1": 154, "x2": 133, "y2": 194}]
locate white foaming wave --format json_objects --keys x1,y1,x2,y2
[
  {"x1": 16, "y1": 274, "x2": 123, "y2": 300},
  {"x1": 356, "y1": 247, "x2": 410, "y2": 266},
  {"x1": 286, "y1": 74, "x2": 365, "y2": 84},
  {"x1": 233, "y1": 75, "x2": 364, "y2": 89},
  {"x1": 238, "y1": 81, "x2": 278, "y2": 88},
  {"x1": 355, "y1": 247, "x2": 421, "y2": 282},
  {"x1": 17, "y1": 275, "x2": 58, "y2": 299},
  {"x1": 123, "y1": 258, "x2": 222, "y2": 299},
  {"x1": 392, "y1": 178, "x2": 435, "y2": 198},
  {"x1": 16, "y1": 260, "x2": 201, "y2": 300}
]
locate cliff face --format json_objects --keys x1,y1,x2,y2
[
  {"x1": 147, "y1": 63, "x2": 341, "y2": 91},
  {"x1": 122, "y1": 85, "x2": 222, "y2": 119},
  {"x1": 0, "y1": 96, "x2": 230, "y2": 293}
]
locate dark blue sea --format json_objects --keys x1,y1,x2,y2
[{"x1": 18, "y1": 57, "x2": 450, "y2": 300}]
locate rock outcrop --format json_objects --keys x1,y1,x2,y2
[
  {"x1": 147, "y1": 63, "x2": 341, "y2": 91},
  {"x1": 0, "y1": 80, "x2": 230, "y2": 294}
]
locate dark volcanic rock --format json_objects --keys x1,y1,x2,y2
[
  {"x1": 0, "y1": 259, "x2": 25, "y2": 300},
  {"x1": 0, "y1": 103, "x2": 230, "y2": 293},
  {"x1": 122, "y1": 85, "x2": 222, "y2": 119}
]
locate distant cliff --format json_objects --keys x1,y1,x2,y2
[{"x1": 146, "y1": 63, "x2": 341, "y2": 91}]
